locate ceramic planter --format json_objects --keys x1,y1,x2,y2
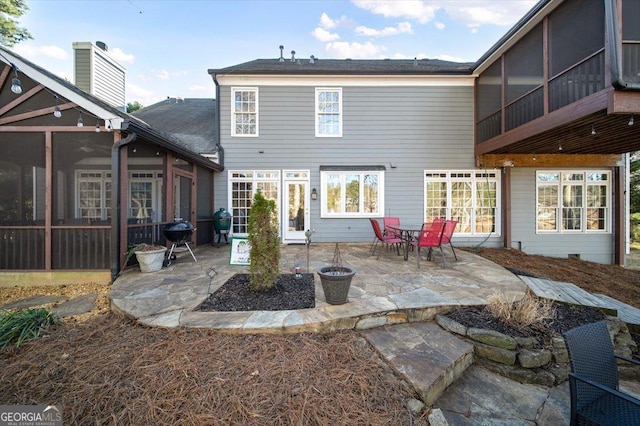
[
  {"x1": 317, "y1": 266, "x2": 356, "y2": 305},
  {"x1": 135, "y1": 247, "x2": 167, "y2": 272}
]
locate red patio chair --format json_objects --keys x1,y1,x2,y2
[
  {"x1": 442, "y1": 220, "x2": 458, "y2": 261},
  {"x1": 369, "y1": 218, "x2": 401, "y2": 259},
  {"x1": 410, "y1": 218, "x2": 446, "y2": 268},
  {"x1": 383, "y1": 216, "x2": 401, "y2": 239}
]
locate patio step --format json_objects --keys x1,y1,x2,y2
[{"x1": 361, "y1": 321, "x2": 474, "y2": 406}]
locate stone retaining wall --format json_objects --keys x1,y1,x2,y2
[{"x1": 435, "y1": 315, "x2": 638, "y2": 386}]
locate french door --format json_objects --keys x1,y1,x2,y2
[{"x1": 283, "y1": 171, "x2": 310, "y2": 243}]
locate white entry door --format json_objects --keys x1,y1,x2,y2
[{"x1": 283, "y1": 171, "x2": 310, "y2": 243}]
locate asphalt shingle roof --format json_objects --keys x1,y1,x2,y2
[
  {"x1": 209, "y1": 58, "x2": 474, "y2": 76},
  {"x1": 132, "y1": 98, "x2": 217, "y2": 155}
]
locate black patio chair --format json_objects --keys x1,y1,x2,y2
[{"x1": 563, "y1": 321, "x2": 640, "y2": 425}]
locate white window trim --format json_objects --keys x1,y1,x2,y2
[
  {"x1": 75, "y1": 170, "x2": 112, "y2": 220},
  {"x1": 227, "y1": 170, "x2": 281, "y2": 236},
  {"x1": 128, "y1": 171, "x2": 163, "y2": 222},
  {"x1": 424, "y1": 170, "x2": 501, "y2": 236},
  {"x1": 320, "y1": 170, "x2": 384, "y2": 218},
  {"x1": 536, "y1": 170, "x2": 611, "y2": 234},
  {"x1": 315, "y1": 87, "x2": 342, "y2": 138},
  {"x1": 231, "y1": 87, "x2": 259, "y2": 137}
]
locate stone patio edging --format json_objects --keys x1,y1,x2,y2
[{"x1": 435, "y1": 315, "x2": 638, "y2": 386}]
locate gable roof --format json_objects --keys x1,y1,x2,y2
[
  {"x1": 209, "y1": 58, "x2": 474, "y2": 76},
  {"x1": 132, "y1": 97, "x2": 217, "y2": 155},
  {"x1": 0, "y1": 46, "x2": 222, "y2": 171}
]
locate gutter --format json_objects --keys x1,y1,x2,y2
[
  {"x1": 121, "y1": 120, "x2": 223, "y2": 171},
  {"x1": 110, "y1": 132, "x2": 137, "y2": 281},
  {"x1": 212, "y1": 73, "x2": 224, "y2": 166},
  {"x1": 606, "y1": 0, "x2": 640, "y2": 90}
]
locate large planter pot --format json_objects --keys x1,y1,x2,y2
[
  {"x1": 135, "y1": 247, "x2": 167, "y2": 272},
  {"x1": 317, "y1": 266, "x2": 356, "y2": 305}
]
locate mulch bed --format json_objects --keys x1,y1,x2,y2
[
  {"x1": 197, "y1": 273, "x2": 315, "y2": 311},
  {"x1": 0, "y1": 314, "x2": 425, "y2": 425},
  {"x1": 446, "y1": 303, "x2": 607, "y2": 341}
]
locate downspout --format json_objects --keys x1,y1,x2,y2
[
  {"x1": 212, "y1": 73, "x2": 224, "y2": 166},
  {"x1": 606, "y1": 0, "x2": 640, "y2": 90},
  {"x1": 110, "y1": 132, "x2": 137, "y2": 281}
]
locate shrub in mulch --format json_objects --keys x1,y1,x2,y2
[{"x1": 0, "y1": 314, "x2": 427, "y2": 425}]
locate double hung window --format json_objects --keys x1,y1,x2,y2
[
  {"x1": 315, "y1": 88, "x2": 342, "y2": 137},
  {"x1": 536, "y1": 171, "x2": 610, "y2": 233},
  {"x1": 231, "y1": 87, "x2": 258, "y2": 136},
  {"x1": 424, "y1": 170, "x2": 500, "y2": 235}
]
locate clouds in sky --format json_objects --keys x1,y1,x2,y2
[
  {"x1": 13, "y1": 44, "x2": 68, "y2": 60},
  {"x1": 108, "y1": 47, "x2": 135, "y2": 65},
  {"x1": 312, "y1": 0, "x2": 536, "y2": 59}
]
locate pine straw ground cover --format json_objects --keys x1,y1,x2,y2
[{"x1": 0, "y1": 313, "x2": 426, "y2": 425}]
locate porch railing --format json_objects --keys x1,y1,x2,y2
[
  {"x1": 548, "y1": 50, "x2": 604, "y2": 112},
  {"x1": 52, "y1": 227, "x2": 110, "y2": 269},
  {"x1": 0, "y1": 227, "x2": 45, "y2": 270}
]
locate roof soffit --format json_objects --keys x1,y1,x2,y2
[
  {"x1": 1, "y1": 49, "x2": 124, "y2": 128},
  {"x1": 215, "y1": 74, "x2": 475, "y2": 87}
]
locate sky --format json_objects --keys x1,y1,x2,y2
[{"x1": 11, "y1": 0, "x2": 538, "y2": 107}]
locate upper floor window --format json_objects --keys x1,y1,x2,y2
[
  {"x1": 536, "y1": 171, "x2": 610, "y2": 233},
  {"x1": 232, "y1": 87, "x2": 258, "y2": 136},
  {"x1": 316, "y1": 88, "x2": 342, "y2": 137}
]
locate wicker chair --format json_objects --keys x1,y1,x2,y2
[{"x1": 563, "y1": 321, "x2": 640, "y2": 425}]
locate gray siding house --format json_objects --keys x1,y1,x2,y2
[
  {"x1": 209, "y1": 0, "x2": 640, "y2": 265},
  {"x1": 208, "y1": 59, "x2": 504, "y2": 249}
]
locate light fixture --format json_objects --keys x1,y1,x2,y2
[
  {"x1": 77, "y1": 113, "x2": 84, "y2": 127},
  {"x1": 106, "y1": 120, "x2": 112, "y2": 131},
  {"x1": 629, "y1": 114, "x2": 635, "y2": 126},
  {"x1": 10, "y1": 65, "x2": 21, "y2": 94},
  {"x1": 558, "y1": 142, "x2": 563, "y2": 151},
  {"x1": 311, "y1": 188, "x2": 318, "y2": 200},
  {"x1": 95, "y1": 120, "x2": 101, "y2": 133},
  {"x1": 532, "y1": 154, "x2": 537, "y2": 161},
  {"x1": 591, "y1": 124, "x2": 596, "y2": 135},
  {"x1": 53, "y1": 95, "x2": 62, "y2": 118}
]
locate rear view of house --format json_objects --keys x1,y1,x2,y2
[{"x1": 209, "y1": 0, "x2": 640, "y2": 265}]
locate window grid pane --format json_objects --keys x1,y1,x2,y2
[
  {"x1": 345, "y1": 174, "x2": 360, "y2": 212},
  {"x1": 78, "y1": 181, "x2": 102, "y2": 219},
  {"x1": 316, "y1": 88, "x2": 341, "y2": 136},
  {"x1": 562, "y1": 185, "x2": 582, "y2": 231},
  {"x1": 537, "y1": 185, "x2": 559, "y2": 231},
  {"x1": 230, "y1": 171, "x2": 280, "y2": 234},
  {"x1": 475, "y1": 182, "x2": 496, "y2": 233},
  {"x1": 326, "y1": 174, "x2": 342, "y2": 214},
  {"x1": 425, "y1": 182, "x2": 447, "y2": 222},
  {"x1": 424, "y1": 171, "x2": 499, "y2": 236},
  {"x1": 232, "y1": 89, "x2": 257, "y2": 136},
  {"x1": 363, "y1": 174, "x2": 379, "y2": 213}
]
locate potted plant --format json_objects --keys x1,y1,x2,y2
[
  {"x1": 130, "y1": 243, "x2": 167, "y2": 273},
  {"x1": 317, "y1": 243, "x2": 356, "y2": 305}
]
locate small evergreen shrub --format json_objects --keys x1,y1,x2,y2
[
  {"x1": 0, "y1": 308, "x2": 60, "y2": 348},
  {"x1": 248, "y1": 191, "x2": 281, "y2": 291}
]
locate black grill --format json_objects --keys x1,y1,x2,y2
[{"x1": 162, "y1": 221, "x2": 197, "y2": 264}]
